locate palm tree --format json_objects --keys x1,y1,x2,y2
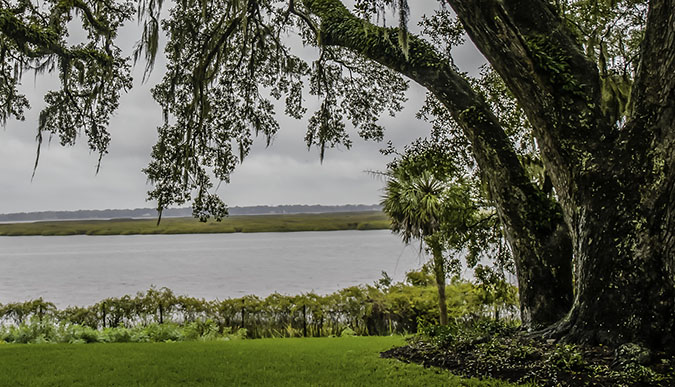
[{"x1": 381, "y1": 169, "x2": 453, "y2": 325}]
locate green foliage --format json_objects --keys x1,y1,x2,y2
[
  {"x1": 381, "y1": 133, "x2": 518, "y2": 327},
  {"x1": 138, "y1": 0, "x2": 409, "y2": 218},
  {"x1": 382, "y1": 168, "x2": 462, "y2": 244},
  {"x1": 419, "y1": 318, "x2": 520, "y2": 350},
  {"x1": 0, "y1": 277, "x2": 518, "y2": 343},
  {"x1": 473, "y1": 265, "x2": 519, "y2": 319},
  {"x1": 0, "y1": 298, "x2": 56, "y2": 324},
  {"x1": 619, "y1": 362, "x2": 667, "y2": 385},
  {"x1": 395, "y1": 318, "x2": 674, "y2": 386},
  {"x1": 0, "y1": 318, "x2": 55, "y2": 344},
  {"x1": 469, "y1": 66, "x2": 536, "y2": 159},
  {"x1": 419, "y1": 5, "x2": 464, "y2": 61},
  {"x1": 381, "y1": 140, "x2": 482, "y2": 258},
  {"x1": 0, "y1": 0, "x2": 134, "y2": 172},
  {"x1": 61, "y1": 324, "x2": 101, "y2": 344},
  {"x1": 546, "y1": 344, "x2": 585, "y2": 372},
  {"x1": 103, "y1": 326, "x2": 133, "y2": 343},
  {"x1": 0, "y1": 317, "x2": 247, "y2": 344},
  {"x1": 526, "y1": 34, "x2": 581, "y2": 93},
  {"x1": 419, "y1": 322, "x2": 460, "y2": 348},
  {"x1": 554, "y1": 0, "x2": 646, "y2": 120},
  {"x1": 404, "y1": 268, "x2": 434, "y2": 287}
]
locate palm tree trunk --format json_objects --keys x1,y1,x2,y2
[{"x1": 430, "y1": 239, "x2": 448, "y2": 326}]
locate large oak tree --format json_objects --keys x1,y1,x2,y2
[{"x1": 1, "y1": 0, "x2": 673, "y2": 350}]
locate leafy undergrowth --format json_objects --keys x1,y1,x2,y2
[
  {"x1": 0, "y1": 336, "x2": 516, "y2": 386},
  {"x1": 381, "y1": 321, "x2": 675, "y2": 387}
]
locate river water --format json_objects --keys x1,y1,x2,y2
[{"x1": 0, "y1": 230, "x2": 426, "y2": 307}]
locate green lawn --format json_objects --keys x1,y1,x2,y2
[
  {"x1": 0, "y1": 211, "x2": 390, "y2": 236},
  {"x1": 0, "y1": 336, "x2": 515, "y2": 386}
]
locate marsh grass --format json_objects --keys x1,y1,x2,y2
[
  {"x1": 0, "y1": 336, "x2": 516, "y2": 386},
  {"x1": 0, "y1": 211, "x2": 389, "y2": 236}
]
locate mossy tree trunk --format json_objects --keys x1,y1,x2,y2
[
  {"x1": 428, "y1": 235, "x2": 448, "y2": 326},
  {"x1": 303, "y1": 0, "x2": 675, "y2": 349},
  {"x1": 447, "y1": 0, "x2": 675, "y2": 349}
]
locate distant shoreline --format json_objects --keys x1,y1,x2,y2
[
  {"x1": 0, "y1": 211, "x2": 391, "y2": 236},
  {"x1": 0, "y1": 204, "x2": 382, "y2": 223}
]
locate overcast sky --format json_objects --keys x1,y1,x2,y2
[{"x1": 0, "y1": 2, "x2": 485, "y2": 214}]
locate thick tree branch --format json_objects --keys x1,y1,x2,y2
[
  {"x1": 0, "y1": 8, "x2": 112, "y2": 65},
  {"x1": 302, "y1": 0, "x2": 573, "y2": 325},
  {"x1": 67, "y1": 0, "x2": 113, "y2": 36},
  {"x1": 629, "y1": 0, "x2": 675, "y2": 143},
  {"x1": 288, "y1": 0, "x2": 318, "y2": 37},
  {"x1": 628, "y1": 0, "x2": 675, "y2": 284},
  {"x1": 446, "y1": 0, "x2": 612, "y2": 227}
]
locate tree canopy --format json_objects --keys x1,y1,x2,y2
[{"x1": 0, "y1": 0, "x2": 134, "y2": 172}]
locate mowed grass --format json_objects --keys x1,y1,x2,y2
[
  {"x1": 0, "y1": 336, "x2": 515, "y2": 386},
  {"x1": 0, "y1": 211, "x2": 390, "y2": 236}
]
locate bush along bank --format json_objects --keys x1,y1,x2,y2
[{"x1": 0, "y1": 271, "x2": 518, "y2": 343}]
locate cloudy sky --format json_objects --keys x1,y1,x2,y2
[{"x1": 0, "y1": 2, "x2": 484, "y2": 214}]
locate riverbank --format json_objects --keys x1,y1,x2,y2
[{"x1": 0, "y1": 211, "x2": 390, "y2": 236}]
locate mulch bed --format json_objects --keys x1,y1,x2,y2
[{"x1": 381, "y1": 334, "x2": 674, "y2": 386}]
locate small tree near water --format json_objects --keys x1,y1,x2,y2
[{"x1": 382, "y1": 168, "x2": 473, "y2": 326}]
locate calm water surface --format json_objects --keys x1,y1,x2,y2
[{"x1": 0, "y1": 230, "x2": 425, "y2": 307}]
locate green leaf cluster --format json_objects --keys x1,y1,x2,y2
[
  {"x1": 1, "y1": 277, "x2": 518, "y2": 342},
  {"x1": 0, "y1": 0, "x2": 134, "y2": 172}
]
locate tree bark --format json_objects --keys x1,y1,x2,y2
[
  {"x1": 557, "y1": 0, "x2": 675, "y2": 349},
  {"x1": 429, "y1": 237, "x2": 448, "y2": 326},
  {"x1": 303, "y1": 0, "x2": 573, "y2": 328},
  {"x1": 448, "y1": 0, "x2": 675, "y2": 348},
  {"x1": 302, "y1": 304, "x2": 307, "y2": 337}
]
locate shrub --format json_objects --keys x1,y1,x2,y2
[
  {"x1": 59, "y1": 324, "x2": 102, "y2": 344},
  {"x1": 340, "y1": 327, "x2": 356, "y2": 337},
  {"x1": 547, "y1": 344, "x2": 585, "y2": 372},
  {"x1": 143, "y1": 323, "x2": 183, "y2": 342},
  {"x1": 0, "y1": 278, "x2": 519, "y2": 343},
  {"x1": 420, "y1": 322, "x2": 459, "y2": 348},
  {"x1": 102, "y1": 327, "x2": 133, "y2": 343}
]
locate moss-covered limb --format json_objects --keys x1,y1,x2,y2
[
  {"x1": 622, "y1": 0, "x2": 674, "y2": 128},
  {"x1": 0, "y1": 8, "x2": 65, "y2": 56},
  {"x1": 445, "y1": 1, "x2": 611, "y2": 223},
  {"x1": 63, "y1": 0, "x2": 113, "y2": 36},
  {"x1": 624, "y1": 0, "x2": 675, "y2": 190},
  {"x1": 626, "y1": 0, "x2": 675, "y2": 286},
  {"x1": 302, "y1": 0, "x2": 573, "y2": 327},
  {"x1": 0, "y1": 8, "x2": 112, "y2": 65}
]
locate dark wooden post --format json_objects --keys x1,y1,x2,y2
[
  {"x1": 302, "y1": 305, "x2": 307, "y2": 338},
  {"x1": 101, "y1": 302, "x2": 106, "y2": 329}
]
